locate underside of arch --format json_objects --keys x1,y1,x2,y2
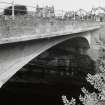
[{"x1": 0, "y1": 32, "x2": 90, "y2": 87}]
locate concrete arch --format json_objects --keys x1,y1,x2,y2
[
  {"x1": 44, "y1": 36, "x2": 90, "y2": 58},
  {"x1": 0, "y1": 32, "x2": 91, "y2": 87}
]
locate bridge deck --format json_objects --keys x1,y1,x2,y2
[
  {"x1": 0, "y1": 25, "x2": 101, "y2": 45},
  {"x1": 0, "y1": 16, "x2": 103, "y2": 44}
]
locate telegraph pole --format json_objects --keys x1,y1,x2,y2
[{"x1": 12, "y1": 0, "x2": 15, "y2": 20}]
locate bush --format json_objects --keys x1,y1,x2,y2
[{"x1": 62, "y1": 41, "x2": 105, "y2": 105}]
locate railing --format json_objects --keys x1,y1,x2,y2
[{"x1": 0, "y1": 15, "x2": 101, "y2": 39}]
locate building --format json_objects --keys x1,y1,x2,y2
[
  {"x1": 35, "y1": 5, "x2": 55, "y2": 18},
  {"x1": 91, "y1": 7, "x2": 105, "y2": 21},
  {"x1": 76, "y1": 9, "x2": 87, "y2": 20}
]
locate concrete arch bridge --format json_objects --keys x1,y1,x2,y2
[{"x1": 0, "y1": 23, "x2": 104, "y2": 87}]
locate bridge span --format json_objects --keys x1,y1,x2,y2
[{"x1": 0, "y1": 22, "x2": 104, "y2": 87}]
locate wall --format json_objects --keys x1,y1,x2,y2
[{"x1": 0, "y1": 15, "x2": 100, "y2": 39}]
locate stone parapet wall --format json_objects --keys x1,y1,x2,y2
[{"x1": 0, "y1": 15, "x2": 101, "y2": 39}]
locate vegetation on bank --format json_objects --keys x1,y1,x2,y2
[{"x1": 62, "y1": 41, "x2": 105, "y2": 105}]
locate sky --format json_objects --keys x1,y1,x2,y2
[{"x1": 0, "y1": 0, "x2": 105, "y2": 12}]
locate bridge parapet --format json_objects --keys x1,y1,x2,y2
[
  {"x1": 0, "y1": 15, "x2": 102, "y2": 42},
  {"x1": 0, "y1": 17, "x2": 103, "y2": 87}
]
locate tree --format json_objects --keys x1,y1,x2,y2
[
  {"x1": 4, "y1": 5, "x2": 27, "y2": 16},
  {"x1": 62, "y1": 41, "x2": 105, "y2": 105}
]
